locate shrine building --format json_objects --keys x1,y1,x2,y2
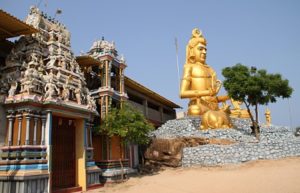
[{"x1": 0, "y1": 6, "x2": 179, "y2": 192}]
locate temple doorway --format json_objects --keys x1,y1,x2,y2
[{"x1": 52, "y1": 116, "x2": 76, "y2": 191}]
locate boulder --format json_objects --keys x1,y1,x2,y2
[{"x1": 145, "y1": 137, "x2": 209, "y2": 167}]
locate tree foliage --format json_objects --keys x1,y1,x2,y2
[
  {"x1": 222, "y1": 63, "x2": 293, "y2": 139},
  {"x1": 95, "y1": 103, "x2": 155, "y2": 145}
]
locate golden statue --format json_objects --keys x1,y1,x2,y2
[
  {"x1": 180, "y1": 28, "x2": 232, "y2": 129},
  {"x1": 265, "y1": 108, "x2": 271, "y2": 126},
  {"x1": 230, "y1": 98, "x2": 250, "y2": 118},
  {"x1": 201, "y1": 104, "x2": 232, "y2": 129}
]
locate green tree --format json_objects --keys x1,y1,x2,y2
[
  {"x1": 222, "y1": 64, "x2": 293, "y2": 139},
  {"x1": 95, "y1": 102, "x2": 155, "y2": 145}
]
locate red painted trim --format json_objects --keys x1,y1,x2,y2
[
  {"x1": 97, "y1": 159, "x2": 129, "y2": 162},
  {"x1": 87, "y1": 183, "x2": 104, "y2": 190},
  {"x1": 53, "y1": 186, "x2": 82, "y2": 193},
  {"x1": 0, "y1": 145, "x2": 47, "y2": 151}
]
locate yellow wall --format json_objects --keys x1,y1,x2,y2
[{"x1": 75, "y1": 119, "x2": 87, "y2": 191}]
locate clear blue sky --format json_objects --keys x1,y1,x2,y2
[{"x1": 1, "y1": 0, "x2": 300, "y2": 127}]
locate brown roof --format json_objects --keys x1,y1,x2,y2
[
  {"x1": 0, "y1": 9, "x2": 38, "y2": 39},
  {"x1": 125, "y1": 76, "x2": 181, "y2": 109},
  {"x1": 76, "y1": 55, "x2": 102, "y2": 67}
]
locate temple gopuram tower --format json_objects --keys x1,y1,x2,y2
[
  {"x1": 85, "y1": 38, "x2": 127, "y2": 118},
  {"x1": 77, "y1": 39, "x2": 134, "y2": 181},
  {"x1": 0, "y1": 6, "x2": 101, "y2": 192}
]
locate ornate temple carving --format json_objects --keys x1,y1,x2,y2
[
  {"x1": 0, "y1": 6, "x2": 96, "y2": 112},
  {"x1": 76, "y1": 37, "x2": 128, "y2": 119},
  {"x1": 8, "y1": 82, "x2": 18, "y2": 97}
]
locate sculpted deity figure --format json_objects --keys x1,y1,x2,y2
[
  {"x1": 75, "y1": 83, "x2": 82, "y2": 105},
  {"x1": 49, "y1": 46, "x2": 55, "y2": 56},
  {"x1": 230, "y1": 98, "x2": 250, "y2": 118},
  {"x1": 24, "y1": 64, "x2": 38, "y2": 81},
  {"x1": 180, "y1": 28, "x2": 229, "y2": 116},
  {"x1": 86, "y1": 93, "x2": 96, "y2": 111},
  {"x1": 46, "y1": 55, "x2": 56, "y2": 67},
  {"x1": 44, "y1": 78, "x2": 59, "y2": 100},
  {"x1": 61, "y1": 58, "x2": 67, "y2": 69},
  {"x1": 62, "y1": 76, "x2": 71, "y2": 101},
  {"x1": 180, "y1": 28, "x2": 232, "y2": 129},
  {"x1": 69, "y1": 59, "x2": 75, "y2": 72},
  {"x1": 265, "y1": 108, "x2": 271, "y2": 126},
  {"x1": 57, "y1": 32, "x2": 63, "y2": 43},
  {"x1": 30, "y1": 52, "x2": 39, "y2": 64},
  {"x1": 5, "y1": 48, "x2": 19, "y2": 67},
  {"x1": 49, "y1": 30, "x2": 55, "y2": 42},
  {"x1": 8, "y1": 82, "x2": 18, "y2": 97}
]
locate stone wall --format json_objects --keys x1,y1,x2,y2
[
  {"x1": 0, "y1": 174, "x2": 48, "y2": 193},
  {"x1": 151, "y1": 117, "x2": 300, "y2": 167}
]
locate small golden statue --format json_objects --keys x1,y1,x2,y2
[
  {"x1": 180, "y1": 28, "x2": 231, "y2": 129},
  {"x1": 230, "y1": 98, "x2": 250, "y2": 118},
  {"x1": 265, "y1": 108, "x2": 271, "y2": 126}
]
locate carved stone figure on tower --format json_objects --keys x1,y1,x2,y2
[
  {"x1": 5, "y1": 48, "x2": 19, "y2": 67},
  {"x1": 46, "y1": 55, "x2": 56, "y2": 67},
  {"x1": 8, "y1": 82, "x2": 18, "y2": 98},
  {"x1": 30, "y1": 52, "x2": 39, "y2": 64},
  {"x1": 87, "y1": 93, "x2": 96, "y2": 111},
  {"x1": 62, "y1": 76, "x2": 71, "y2": 101},
  {"x1": 75, "y1": 83, "x2": 82, "y2": 105},
  {"x1": 44, "y1": 78, "x2": 59, "y2": 100}
]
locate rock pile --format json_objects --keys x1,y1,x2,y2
[{"x1": 149, "y1": 117, "x2": 300, "y2": 167}]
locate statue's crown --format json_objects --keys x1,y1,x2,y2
[{"x1": 190, "y1": 28, "x2": 207, "y2": 47}]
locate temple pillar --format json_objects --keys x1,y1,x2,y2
[
  {"x1": 84, "y1": 121, "x2": 88, "y2": 148},
  {"x1": 33, "y1": 116, "x2": 39, "y2": 145},
  {"x1": 98, "y1": 97, "x2": 103, "y2": 119},
  {"x1": 7, "y1": 114, "x2": 15, "y2": 146},
  {"x1": 89, "y1": 123, "x2": 93, "y2": 148},
  {"x1": 16, "y1": 114, "x2": 23, "y2": 146},
  {"x1": 143, "y1": 99, "x2": 148, "y2": 117},
  {"x1": 45, "y1": 111, "x2": 52, "y2": 193},
  {"x1": 159, "y1": 106, "x2": 164, "y2": 122},
  {"x1": 41, "y1": 115, "x2": 46, "y2": 145},
  {"x1": 75, "y1": 118, "x2": 87, "y2": 191},
  {"x1": 105, "y1": 60, "x2": 109, "y2": 87},
  {"x1": 119, "y1": 68, "x2": 123, "y2": 93},
  {"x1": 105, "y1": 96, "x2": 109, "y2": 115},
  {"x1": 25, "y1": 113, "x2": 31, "y2": 145},
  {"x1": 107, "y1": 61, "x2": 112, "y2": 87}
]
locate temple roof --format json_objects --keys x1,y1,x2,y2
[
  {"x1": 0, "y1": 9, "x2": 38, "y2": 39},
  {"x1": 89, "y1": 39, "x2": 115, "y2": 52},
  {"x1": 125, "y1": 76, "x2": 181, "y2": 109},
  {"x1": 0, "y1": 6, "x2": 97, "y2": 114},
  {"x1": 76, "y1": 55, "x2": 102, "y2": 67}
]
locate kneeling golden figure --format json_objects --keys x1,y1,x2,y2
[{"x1": 179, "y1": 28, "x2": 232, "y2": 129}]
